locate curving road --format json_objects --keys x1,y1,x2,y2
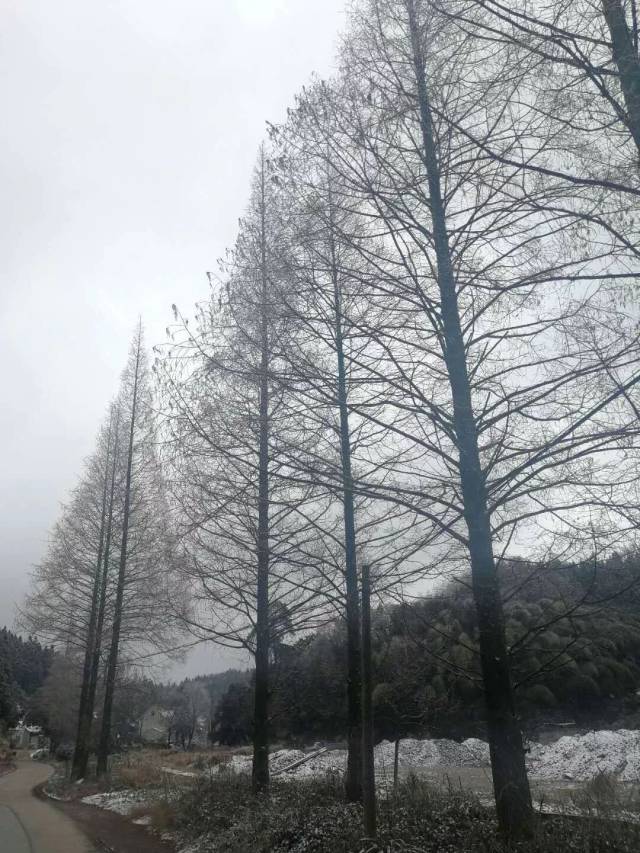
[{"x1": 0, "y1": 760, "x2": 95, "y2": 853}]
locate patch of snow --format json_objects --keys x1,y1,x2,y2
[
  {"x1": 30, "y1": 749, "x2": 47, "y2": 760},
  {"x1": 81, "y1": 789, "x2": 151, "y2": 816},
  {"x1": 161, "y1": 766, "x2": 199, "y2": 778}
]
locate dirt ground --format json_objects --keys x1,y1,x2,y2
[{"x1": 45, "y1": 794, "x2": 176, "y2": 853}]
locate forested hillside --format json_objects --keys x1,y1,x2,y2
[
  {"x1": 213, "y1": 554, "x2": 640, "y2": 745},
  {"x1": 0, "y1": 628, "x2": 53, "y2": 726}
]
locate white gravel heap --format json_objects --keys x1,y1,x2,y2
[
  {"x1": 82, "y1": 730, "x2": 638, "y2": 796},
  {"x1": 218, "y1": 730, "x2": 640, "y2": 783},
  {"x1": 527, "y1": 729, "x2": 640, "y2": 782},
  {"x1": 373, "y1": 737, "x2": 491, "y2": 771},
  {"x1": 220, "y1": 737, "x2": 491, "y2": 781}
]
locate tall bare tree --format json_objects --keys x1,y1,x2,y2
[
  {"x1": 159, "y1": 151, "x2": 336, "y2": 794},
  {"x1": 96, "y1": 322, "x2": 179, "y2": 774},
  {"x1": 71, "y1": 404, "x2": 119, "y2": 780},
  {"x1": 278, "y1": 0, "x2": 640, "y2": 836},
  {"x1": 96, "y1": 324, "x2": 144, "y2": 774}
]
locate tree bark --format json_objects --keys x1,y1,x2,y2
[
  {"x1": 405, "y1": 0, "x2": 533, "y2": 838},
  {"x1": 361, "y1": 563, "x2": 376, "y2": 839},
  {"x1": 70, "y1": 412, "x2": 113, "y2": 781},
  {"x1": 393, "y1": 738, "x2": 400, "y2": 796},
  {"x1": 252, "y1": 151, "x2": 271, "y2": 795},
  {"x1": 97, "y1": 335, "x2": 142, "y2": 776},
  {"x1": 327, "y1": 181, "x2": 363, "y2": 803},
  {"x1": 602, "y1": 0, "x2": 640, "y2": 157},
  {"x1": 79, "y1": 408, "x2": 121, "y2": 778}
]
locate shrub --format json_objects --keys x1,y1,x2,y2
[
  {"x1": 169, "y1": 770, "x2": 640, "y2": 853},
  {"x1": 54, "y1": 742, "x2": 73, "y2": 761}
]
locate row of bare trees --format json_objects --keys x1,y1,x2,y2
[
  {"x1": 22, "y1": 324, "x2": 181, "y2": 778},
  {"x1": 158, "y1": 0, "x2": 640, "y2": 839},
  {"x1": 21, "y1": 0, "x2": 640, "y2": 841}
]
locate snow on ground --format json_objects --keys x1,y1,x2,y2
[{"x1": 81, "y1": 789, "x2": 152, "y2": 815}]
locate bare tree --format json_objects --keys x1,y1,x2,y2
[
  {"x1": 273, "y1": 0, "x2": 640, "y2": 836},
  {"x1": 158, "y1": 150, "x2": 336, "y2": 794},
  {"x1": 97, "y1": 321, "x2": 179, "y2": 775},
  {"x1": 440, "y1": 0, "x2": 640, "y2": 186},
  {"x1": 71, "y1": 404, "x2": 118, "y2": 780},
  {"x1": 266, "y1": 119, "x2": 449, "y2": 800},
  {"x1": 97, "y1": 324, "x2": 144, "y2": 774}
]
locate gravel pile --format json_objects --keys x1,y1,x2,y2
[
  {"x1": 221, "y1": 738, "x2": 490, "y2": 780},
  {"x1": 373, "y1": 737, "x2": 490, "y2": 770},
  {"x1": 528, "y1": 729, "x2": 640, "y2": 782},
  {"x1": 213, "y1": 729, "x2": 640, "y2": 783},
  {"x1": 279, "y1": 749, "x2": 347, "y2": 778}
]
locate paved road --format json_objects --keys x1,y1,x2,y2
[{"x1": 0, "y1": 760, "x2": 95, "y2": 853}]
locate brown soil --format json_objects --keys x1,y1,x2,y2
[{"x1": 35, "y1": 785, "x2": 176, "y2": 853}]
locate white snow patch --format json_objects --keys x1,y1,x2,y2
[
  {"x1": 161, "y1": 766, "x2": 199, "y2": 778},
  {"x1": 81, "y1": 789, "x2": 151, "y2": 816}
]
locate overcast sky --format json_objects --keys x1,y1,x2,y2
[{"x1": 0, "y1": 0, "x2": 345, "y2": 677}]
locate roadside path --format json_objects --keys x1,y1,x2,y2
[{"x1": 0, "y1": 760, "x2": 95, "y2": 853}]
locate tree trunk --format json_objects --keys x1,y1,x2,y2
[
  {"x1": 70, "y1": 413, "x2": 113, "y2": 781},
  {"x1": 361, "y1": 563, "x2": 376, "y2": 840},
  {"x1": 393, "y1": 738, "x2": 400, "y2": 797},
  {"x1": 405, "y1": 1, "x2": 533, "y2": 838},
  {"x1": 252, "y1": 151, "x2": 271, "y2": 795},
  {"x1": 602, "y1": 0, "x2": 640, "y2": 157},
  {"x1": 82, "y1": 408, "x2": 121, "y2": 777},
  {"x1": 328, "y1": 181, "x2": 363, "y2": 803},
  {"x1": 97, "y1": 337, "x2": 142, "y2": 776}
]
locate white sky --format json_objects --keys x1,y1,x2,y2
[{"x1": 0, "y1": 0, "x2": 345, "y2": 676}]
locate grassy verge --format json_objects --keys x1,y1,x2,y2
[
  {"x1": 155, "y1": 770, "x2": 640, "y2": 853},
  {"x1": 0, "y1": 739, "x2": 16, "y2": 775}
]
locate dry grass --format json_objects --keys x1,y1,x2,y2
[
  {"x1": 570, "y1": 771, "x2": 640, "y2": 818},
  {"x1": 0, "y1": 738, "x2": 15, "y2": 769},
  {"x1": 112, "y1": 746, "x2": 244, "y2": 788},
  {"x1": 118, "y1": 764, "x2": 161, "y2": 789}
]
